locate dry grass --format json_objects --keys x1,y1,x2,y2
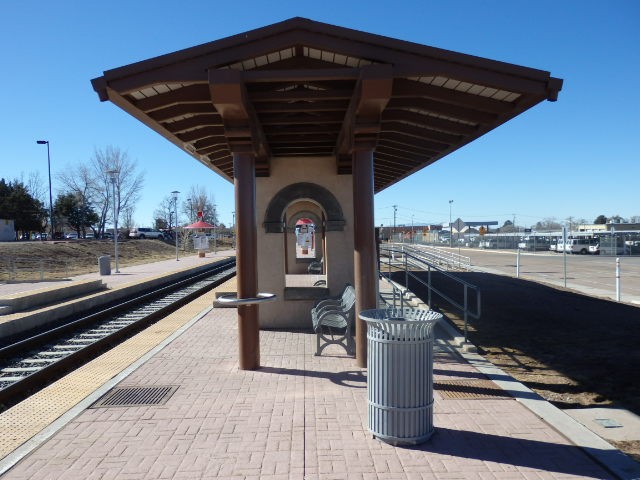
[{"x1": 0, "y1": 239, "x2": 231, "y2": 281}]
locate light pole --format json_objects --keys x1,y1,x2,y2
[
  {"x1": 106, "y1": 169, "x2": 120, "y2": 273},
  {"x1": 448, "y1": 200, "x2": 453, "y2": 248},
  {"x1": 232, "y1": 210, "x2": 236, "y2": 250},
  {"x1": 411, "y1": 214, "x2": 414, "y2": 244},
  {"x1": 36, "y1": 140, "x2": 54, "y2": 239},
  {"x1": 171, "y1": 191, "x2": 180, "y2": 261},
  {"x1": 393, "y1": 205, "x2": 397, "y2": 242},
  {"x1": 212, "y1": 203, "x2": 217, "y2": 252}
]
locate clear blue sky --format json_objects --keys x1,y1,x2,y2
[{"x1": 2, "y1": 1, "x2": 638, "y2": 230}]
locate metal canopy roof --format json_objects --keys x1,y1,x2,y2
[{"x1": 91, "y1": 17, "x2": 562, "y2": 192}]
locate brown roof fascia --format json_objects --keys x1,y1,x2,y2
[{"x1": 93, "y1": 17, "x2": 560, "y2": 100}]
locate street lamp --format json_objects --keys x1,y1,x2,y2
[
  {"x1": 171, "y1": 191, "x2": 180, "y2": 261},
  {"x1": 105, "y1": 169, "x2": 120, "y2": 273},
  {"x1": 36, "y1": 140, "x2": 54, "y2": 239},
  {"x1": 232, "y1": 210, "x2": 236, "y2": 250},
  {"x1": 448, "y1": 200, "x2": 453, "y2": 248},
  {"x1": 411, "y1": 214, "x2": 414, "y2": 244},
  {"x1": 393, "y1": 205, "x2": 397, "y2": 242},
  {"x1": 212, "y1": 203, "x2": 217, "y2": 253}
]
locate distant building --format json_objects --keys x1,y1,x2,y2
[
  {"x1": 578, "y1": 223, "x2": 640, "y2": 232},
  {"x1": 0, "y1": 219, "x2": 15, "y2": 241}
]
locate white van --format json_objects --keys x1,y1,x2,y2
[{"x1": 565, "y1": 238, "x2": 591, "y2": 255}]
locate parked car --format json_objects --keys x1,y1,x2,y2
[
  {"x1": 129, "y1": 227, "x2": 165, "y2": 240},
  {"x1": 65, "y1": 232, "x2": 78, "y2": 240}
]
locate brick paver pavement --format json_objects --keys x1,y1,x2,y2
[{"x1": 2, "y1": 307, "x2": 612, "y2": 479}]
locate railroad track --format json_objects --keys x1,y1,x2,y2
[{"x1": 0, "y1": 258, "x2": 236, "y2": 408}]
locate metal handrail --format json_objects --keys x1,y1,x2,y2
[
  {"x1": 216, "y1": 293, "x2": 277, "y2": 305},
  {"x1": 389, "y1": 243, "x2": 471, "y2": 271},
  {"x1": 380, "y1": 245, "x2": 481, "y2": 343}
]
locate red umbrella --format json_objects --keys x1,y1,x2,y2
[
  {"x1": 295, "y1": 218, "x2": 314, "y2": 225},
  {"x1": 184, "y1": 220, "x2": 215, "y2": 229}
]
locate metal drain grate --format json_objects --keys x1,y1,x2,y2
[
  {"x1": 435, "y1": 379, "x2": 513, "y2": 399},
  {"x1": 91, "y1": 385, "x2": 178, "y2": 408}
]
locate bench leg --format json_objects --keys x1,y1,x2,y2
[{"x1": 315, "y1": 326, "x2": 354, "y2": 357}]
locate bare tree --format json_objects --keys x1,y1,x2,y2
[
  {"x1": 183, "y1": 185, "x2": 217, "y2": 224},
  {"x1": 121, "y1": 205, "x2": 135, "y2": 233},
  {"x1": 21, "y1": 171, "x2": 48, "y2": 205},
  {"x1": 534, "y1": 217, "x2": 563, "y2": 231},
  {"x1": 58, "y1": 146, "x2": 144, "y2": 237},
  {"x1": 154, "y1": 195, "x2": 174, "y2": 230},
  {"x1": 92, "y1": 146, "x2": 144, "y2": 235}
]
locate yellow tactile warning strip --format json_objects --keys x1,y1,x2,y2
[
  {"x1": 0, "y1": 275, "x2": 237, "y2": 460},
  {"x1": 435, "y1": 379, "x2": 514, "y2": 399}
]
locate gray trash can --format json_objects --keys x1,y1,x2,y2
[
  {"x1": 360, "y1": 307, "x2": 442, "y2": 445},
  {"x1": 98, "y1": 255, "x2": 111, "y2": 276}
]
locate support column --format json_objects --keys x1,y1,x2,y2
[
  {"x1": 234, "y1": 152, "x2": 260, "y2": 370},
  {"x1": 353, "y1": 149, "x2": 377, "y2": 368}
]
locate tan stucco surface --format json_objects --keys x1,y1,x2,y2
[{"x1": 256, "y1": 156, "x2": 354, "y2": 328}]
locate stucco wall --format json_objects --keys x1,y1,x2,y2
[{"x1": 256, "y1": 156, "x2": 354, "y2": 329}]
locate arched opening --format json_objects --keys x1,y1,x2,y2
[
  {"x1": 295, "y1": 218, "x2": 316, "y2": 259},
  {"x1": 283, "y1": 202, "x2": 326, "y2": 287},
  {"x1": 263, "y1": 182, "x2": 345, "y2": 290}
]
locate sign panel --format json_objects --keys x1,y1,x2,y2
[{"x1": 452, "y1": 218, "x2": 466, "y2": 233}]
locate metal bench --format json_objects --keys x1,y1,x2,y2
[
  {"x1": 307, "y1": 257, "x2": 323, "y2": 274},
  {"x1": 311, "y1": 284, "x2": 355, "y2": 356}
]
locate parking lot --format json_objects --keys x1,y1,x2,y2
[{"x1": 454, "y1": 248, "x2": 640, "y2": 306}]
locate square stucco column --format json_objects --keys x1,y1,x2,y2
[
  {"x1": 353, "y1": 149, "x2": 377, "y2": 367},
  {"x1": 234, "y1": 152, "x2": 260, "y2": 370}
]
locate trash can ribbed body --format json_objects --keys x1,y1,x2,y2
[
  {"x1": 361, "y1": 308, "x2": 442, "y2": 446},
  {"x1": 98, "y1": 255, "x2": 111, "y2": 276}
]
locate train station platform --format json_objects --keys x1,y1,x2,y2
[
  {"x1": 0, "y1": 250, "x2": 236, "y2": 298},
  {"x1": 0, "y1": 251, "x2": 235, "y2": 340},
  {"x1": 1, "y1": 272, "x2": 637, "y2": 478}
]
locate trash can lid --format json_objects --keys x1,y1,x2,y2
[{"x1": 359, "y1": 307, "x2": 442, "y2": 324}]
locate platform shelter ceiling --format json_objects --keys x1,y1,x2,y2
[{"x1": 92, "y1": 17, "x2": 562, "y2": 192}]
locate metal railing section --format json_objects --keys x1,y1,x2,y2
[
  {"x1": 387, "y1": 243, "x2": 471, "y2": 271},
  {"x1": 380, "y1": 245, "x2": 481, "y2": 343},
  {"x1": 0, "y1": 256, "x2": 71, "y2": 282}
]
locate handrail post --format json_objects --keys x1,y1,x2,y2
[
  {"x1": 404, "y1": 254, "x2": 408, "y2": 297},
  {"x1": 464, "y1": 285, "x2": 469, "y2": 343},
  {"x1": 428, "y1": 264, "x2": 432, "y2": 308}
]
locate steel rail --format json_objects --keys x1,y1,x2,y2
[{"x1": 0, "y1": 258, "x2": 236, "y2": 408}]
